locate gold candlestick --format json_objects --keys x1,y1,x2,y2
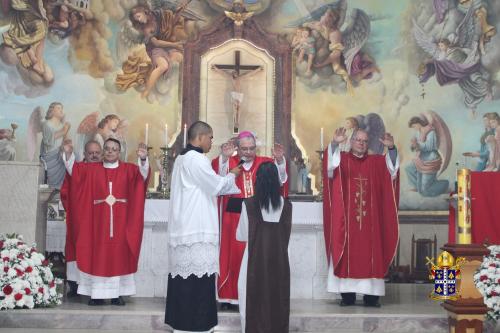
[
  {"x1": 158, "y1": 147, "x2": 172, "y2": 199},
  {"x1": 315, "y1": 150, "x2": 324, "y2": 202}
]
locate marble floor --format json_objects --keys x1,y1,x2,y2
[{"x1": 0, "y1": 284, "x2": 498, "y2": 333}]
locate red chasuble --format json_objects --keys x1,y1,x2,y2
[
  {"x1": 67, "y1": 162, "x2": 149, "y2": 277},
  {"x1": 212, "y1": 155, "x2": 288, "y2": 300},
  {"x1": 322, "y1": 151, "x2": 399, "y2": 279}
]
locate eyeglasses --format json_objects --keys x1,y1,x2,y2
[
  {"x1": 353, "y1": 138, "x2": 368, "y2": 144},
  {"x1": 103, "y1": 147, "x2": 120, "y2": 152},
  {"x1": 239, "y1": 146, "x2": 256, "y2": 152}
]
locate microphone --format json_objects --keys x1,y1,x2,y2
[{"x1": 237, "y1": 159, "x2": 245, "y2": 166}]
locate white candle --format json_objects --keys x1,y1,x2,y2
[
  {"x1": 183, "y1": 123, "x2": 187, "y2": 148},
  {"x1": 164, "y1": 123, "x2": 168, "y2": 147},
  {"x1": 145, "y1": 123, "x2": 149, "y2": 146},
  {"x1": 320, "y1": 127, "x2": 324, "y2": 150}
]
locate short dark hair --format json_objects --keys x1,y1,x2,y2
[
  {"x1": 188, "y1": 121, "x2": 212, "y2": 141},
  {"x1": 104, "y1": 138, "x2": 121, "y2": 150}
]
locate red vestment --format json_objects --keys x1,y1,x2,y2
[
  {"x1": 212, "y1": 155, "x2": 288, "y2": 301},
  {"x1": 322, "y1": 151, "x2": 399, "y2": 279},
  {"x1": 66, "y1": 162, "x2": 148, "y2": 277}
]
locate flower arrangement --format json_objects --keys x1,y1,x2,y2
[
  {"x1": 474, "y1": 245, "x2": 500, "y2": 321},
  {"x1": 0, "y1": 233, "x2": 62, "y2": 310}
]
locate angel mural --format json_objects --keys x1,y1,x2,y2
[
  {"x1": 482, "y1": 112, "x2": 500, "y2": 171},
  {"x1": 0, "y1": 123, "x2": 17, "y2": 161},
  {"x1": 462, "y1": 112, "x2": 495, "y2": 171},
  {"x1": 115, "y1": 0, "x2": 203, "y2": 101},
  {"x1": 46, "y1": 0, "x2": 91, "y2": 40},
  {"x1": 28, "y1": 103, "x2": 70, "y2": 189},
  {"x1": 405, "y1": 111, "x2": 452, "y2": 197},
  {"x1": 0, "y1": 0, "x2": 54, "y2": 86},
  {"x1": 288, "y1": 0, "x2": 380, "y2": 94},
  {"x1": 74, "y1": 113, "x2": 127, "y2": 161},
  {"x1": 411, "y1": 0, "x2": 495, "y2": 114}
]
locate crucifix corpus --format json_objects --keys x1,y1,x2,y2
[
  {"x1": 93, "y1": 182, "x2": 127, "y2": 238},
  {"x1": 211, "y1": 50, "x2": 263, "y2": 134}
]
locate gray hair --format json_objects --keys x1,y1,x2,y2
[{"x1": 350, "y1": 129, "x2": 368, "y2": 142}]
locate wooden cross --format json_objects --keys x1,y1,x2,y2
[
  {"x1": 93, "y1": 182, "x2": 127, "y2": 238},
  {"x1": 212, "y1": 50, "x2": 260, "y2": 76}
]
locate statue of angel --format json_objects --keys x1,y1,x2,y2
[
  {"x1": 28, "y1": 103, "x2": 70, "y2": 189},
  {"x1": 405, "y1": 111, "x2": 452, "y2": 197},
  {"x1": 412, "y1": 2, "x2": 491, "y2": 114},
  {"x1": 288, "y1": 0, "x2": 379, "y2": 94},
  {"x1": 115, "y1": 0, "x2": 203, "y2": 100}
]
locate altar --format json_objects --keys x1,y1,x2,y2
[{"x1": 46, "y1": 199, "x2": 449, "y2": 299}]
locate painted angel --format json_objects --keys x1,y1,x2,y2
[
  {"x1": 115, "y1": 0, "x2": 203, "y2": 100},
  {"x1": 405, "y1": 111, "x2": 452, "y2": 197},
  {"x1": 28, "y1": 103, "x2": 70, "y2": 189},
  {"x1": 0, "y1": 0, "x2": 54, "y2": 85},
  {"x1": 412, "y1": 2, "x2": 491, "y2": 113},
  {"x1": 46, "y1": 0, "x2": 92, "y2": 40},
  {"x1": 74, "y1": 113, "x2": 124, "y2": 161},
  {"x1": 0, "y1": 123, "x2": 17, "y2": 161},
  {"x1": 288, "y1": 0, "x2": 379, "y2": 94}
]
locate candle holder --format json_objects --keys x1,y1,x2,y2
[
  {"x1": 315, "y1": 149, "x2": 324, "y2": 202},
  {"x1": 157, "y1": 146, "x2": 172, "y2": 199}
]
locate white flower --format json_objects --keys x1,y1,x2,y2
[{"x1": 7, "y1": 268, "x2": 17, "y2": 278}]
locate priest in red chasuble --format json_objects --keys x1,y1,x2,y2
[
  {"x1": 62, "y1": 138, "x2": 150, "y2": 306},
  {"x1": 212, "y1": 131, "x2": 288, "y2": 306},
  {"x1": 323, "y1": 128, "x2": 399, "y2": 307}
]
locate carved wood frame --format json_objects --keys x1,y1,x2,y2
[{"x1": 172, "y1": 15, "x2": 296, "y2": 159}]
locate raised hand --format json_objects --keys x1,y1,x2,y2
[
  {"x1": 137, "y1": 142, "x2": 148, "y2": 160},
  {"x1": 62, "y1": 139, "x2": 73, "y2": 157},
  {"x1": 272, "y1": 143, "x2": 285, "y2": 163},
  {"x1": 332, "y1": 127, "x2": 347, "y2": 144},
  {"x1": 379, "y1": 133, "x2": 395, "y2": 149},
  {"x1": 221, "y1": 141, "x2": 237, "y2": 158}
]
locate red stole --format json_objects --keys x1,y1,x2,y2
[
  {"x1": 211, "y1": 155, "x2": 288, "y2": 300},
  {"x1": 323, "y1": 151, "x2": 399, "y2": 279},
  {"x1": 67, "y1": 162, "x2": 149, "y2": 277}
]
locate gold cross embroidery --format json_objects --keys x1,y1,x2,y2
[
  {"x1": 353, "y1": 174, "x2": 368, "y2": 229},
  {"x1": 243, "y1": 171, "x2": 254, "y2": 198},
  {"x1": 93, "y1": 182, "x2": 127, "y2": 238}
]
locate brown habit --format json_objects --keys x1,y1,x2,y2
[{"x1": 245, "y1": 197, "x2": 292, "y2": 333}]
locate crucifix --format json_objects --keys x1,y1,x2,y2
[
  {"x1": 353, "y1": 174, "x2": 368, "y2": 229},
  {"x1": 93, "y1": 182, "x2": 127, "y2": 238},
  {"x1": 211, "y1": 50, "x2": 263, "y2": 134}
]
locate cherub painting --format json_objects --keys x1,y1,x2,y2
[
  {"x1": 0, "y1": 0, "x2": 54, "y2": 86},
  {"x1": 405, "y1": 111, "x2": 452, "y2": 197},
  {"x1": 115, "y1": 0, "x2": 203, "y2": 101},
  {"x1": 411, "y1": 0, "x2": 495, "y2": 114},
  {"x1": 0, "y1": 123, "x2": 17, "y2": 161},
  {"x1": 74, "y1": 113, "x2": 127, "y2": 162},
  {"x1": 288, "y1": 0, "x2": 380, "y2": 94}
]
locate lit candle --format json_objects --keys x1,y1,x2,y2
[
  {"x1": 320, "y1": 127, "x2": 324, "y2": 150},
  {"x1": 183, "y1": 123, "x2": 187, "y2": 148},
  {"x1": 145, "y1": 123, "x2": 149, "y2": 147},
  {"x1": 164, "y1": 123, "x2": 169, "y2": 147}
]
